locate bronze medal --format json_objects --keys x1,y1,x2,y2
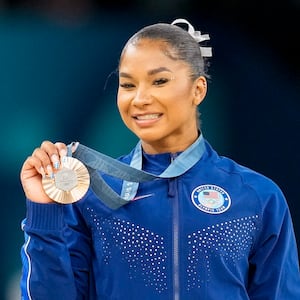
[{"x1": 42, "y1": 157, "x2": 90, "y2": 204}]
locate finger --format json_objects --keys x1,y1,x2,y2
[
  {"x1": 54, "y1": 142, "x2": 68, "y2": 161},
  {"x1": 70, "y1": 141, "x2": 79, "y2": 153},
  {"x1": 32, "y1": 143, "x2": 59, "y2": 177},
  {"x1": 31, "y1": 148, "x2": 52, "y2": 177},
  {"x1": 41, "y1": 140, "x2": 65, "y2": 170},
  {"x1": 21, "y1": 155, "x2": 45, "y2": 179}
]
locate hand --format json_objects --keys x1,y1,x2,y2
[{"x1": 20, "y1": 141, "x2": 68, "y2": 203}]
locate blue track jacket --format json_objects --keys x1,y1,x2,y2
[{"x1": 20, "y1": 137, "x2": 300, "y2": 299}]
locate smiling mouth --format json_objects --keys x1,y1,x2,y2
[{"x1": 134, "y1": 114, "x2": 161, "y2": 120}]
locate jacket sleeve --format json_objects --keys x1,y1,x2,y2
[
  {"x1": 247, "y1": 186, "x2": 300, "y2": 299},
  {"x1": 20, "y1": 199, "x2": 92, "y2": 299}
]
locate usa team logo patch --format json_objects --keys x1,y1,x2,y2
[{"x1": 191, "y1": 184, "x2": 231, "y2": 214}]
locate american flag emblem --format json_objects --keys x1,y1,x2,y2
[
  {"x1": 191, "y1": 184, "x2": 231, "y2": 214},
  {"x1": 203, "y1": 191, "x2": 219, "y2": 198}
]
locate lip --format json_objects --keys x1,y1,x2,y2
[{"x1": 132, "y1": 113, "x2": 162, "y2": 126}]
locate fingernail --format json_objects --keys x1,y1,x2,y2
[
  {"x1": 39, "y1": 167, "x2": 46, "y2": 178},
  {"x1": 61, "y1": 156, "x2": 68, "y2": 164},
  {"x1": 71, "y1": 142, "x2": 79, "y2": 153},
  {"x1": 60, "y1": 149, "x2": 68, "y2": 165},
  {"x1": 46, "y1": 165, "x2": 54, "y2": 178},
  {"x1": 51, "y1": 154, "x2": 60, "y2": 169}
]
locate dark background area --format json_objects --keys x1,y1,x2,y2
[{"x1": 0, "y1": 1, "x2": 299, "y2": 298}]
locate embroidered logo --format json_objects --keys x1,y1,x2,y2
[
  {"x1": 191, "y1": 184, "x2": 231, "y2": 214},
  {"x1": 132, "y1": 194, "x2": 154, "y2": 201}
]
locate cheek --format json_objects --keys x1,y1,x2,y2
[
  {"x1": 117, "y1": 93, "x2": 130, "y2": 122},
  {"x1": 169, "y1": 82, "x2": 194, "y2": 105},
  {"x1": 172, "y1": 77, "x2": 192, "y2": 93},
  {"x1": 117, "y1": 91, "x2": 126, "y2": 112}
]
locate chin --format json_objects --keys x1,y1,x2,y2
[{"x1": 135, "y1": 134, "x2": 159, "y2": 143}]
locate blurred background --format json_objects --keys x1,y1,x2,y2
[{"x1": 0, "y1": 0, "x2": 299, "y2": 298}]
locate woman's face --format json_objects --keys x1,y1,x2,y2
[{"x1": 117, "y1": 38, "x2": 206, "y2": 153}]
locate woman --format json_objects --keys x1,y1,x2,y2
[{"x1": 20, "y1": 19, "x2": 300, "y2": 299}]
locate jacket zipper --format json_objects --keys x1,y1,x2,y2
[
  {"x1": 169, "y1": 153, "x2": 180, "y2": 300},
  {"x1": 173, "y1": 183, "x2": 180, "y2": 300}
]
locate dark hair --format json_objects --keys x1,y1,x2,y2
[{"x1": 120, "y1": 22, "x2": 210, "y2": 80}]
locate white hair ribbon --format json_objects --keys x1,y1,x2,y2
[{"x1": 171, "y1": 18, "x2": 212, "y2": 57}]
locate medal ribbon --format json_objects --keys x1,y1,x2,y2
[{"x1": 69, "y1": 134, "x2": 205, "y2": 209}]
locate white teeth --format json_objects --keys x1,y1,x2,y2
[{"x1": 136, "y1": 114, "x2": 160, "y2": 120}]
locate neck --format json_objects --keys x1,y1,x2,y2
[{"x1": 141, "y1": 130, "x2": 200, "y2": 154}]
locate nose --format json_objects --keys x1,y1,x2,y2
[{"x1": 132, "y1": 86, "x2": 152, "y2": 107}]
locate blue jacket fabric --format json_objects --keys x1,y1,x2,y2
[{"x1": 20, "y1": 138, "x2": 300, "y2": 299}]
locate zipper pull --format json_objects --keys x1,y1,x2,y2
[{"x1": 170, "y1": 152, "x2": 178, "y2": 163}]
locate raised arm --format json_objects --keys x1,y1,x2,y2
[{"x1": 20, "y1": 141, "x2": 92, "y2": 299}]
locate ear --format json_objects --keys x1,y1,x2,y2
[{"x1": 193, "y1": 76, "x2": 207, "y2": 106}]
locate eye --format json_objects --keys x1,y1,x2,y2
[
  {"x1": 153, "y1": 78, "x2": 169, "y2": 86},
  {"x1": 119, "y1": 82, "x2": 135, "y2": 89}
]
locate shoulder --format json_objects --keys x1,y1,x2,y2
[
  {"x1": 204, "y1": 140, "x2": 286, "y2": 204},
  {"x1": 223, "y1": 156, "x2": 283, "y2": 196}
]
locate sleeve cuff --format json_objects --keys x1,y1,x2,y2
[{"x1": 25, "y1": 199, "x2": 65, "y2": 230}]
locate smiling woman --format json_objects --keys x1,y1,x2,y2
[
  {"x1": 19, "y1": 18, "x2": 300, "y2": 300},
  {"x1": 116, "y1": 20, "x2": 211, "y2": 154},
  {"x1": 117, "y1": 37, "x2": 206, "y2": 153}
]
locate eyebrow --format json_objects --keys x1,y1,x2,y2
[
  {"x1": 148, "y1": 67, "x2": 172, "y2": 76},
  {"x1": 119, "y1": 67, "x2": 172, "y2": 78}
]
